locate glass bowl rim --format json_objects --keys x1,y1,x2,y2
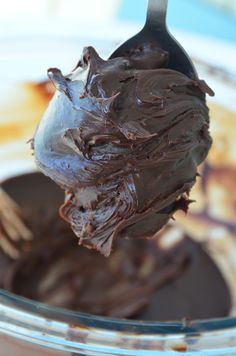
[{"x1": 1, "y1": 288, "x2": 236, "y2": 335}]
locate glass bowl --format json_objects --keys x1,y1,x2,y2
[{"x1": 0, "y1": 32, "x2": 236, "y2": 355}]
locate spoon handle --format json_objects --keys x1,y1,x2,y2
[{"x1": 145, "y1": 0, "x2": 168, "y2": 29}]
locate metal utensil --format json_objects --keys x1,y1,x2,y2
[
  {"x1": 110, "y1": 0, "x2": 197, "y2": 79},
  {"x1": 0, "y1": 187, "x2": 32, "y2": 259}
]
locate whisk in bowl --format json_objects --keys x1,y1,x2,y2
[{"x1": 0, "y1": 187, "x2": 32, "y2": 259}]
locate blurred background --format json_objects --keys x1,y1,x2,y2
[{"x1": 0, "y1": 0, "x2": 236, "y2": 43}]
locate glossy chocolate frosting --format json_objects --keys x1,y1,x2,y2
[{"x1": 33, "y1": 45, "x2": 213, "y2": 256}]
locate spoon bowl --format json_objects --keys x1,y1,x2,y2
[{"x1": 110, "y1": 0, "x2": 197, "y2": 79}]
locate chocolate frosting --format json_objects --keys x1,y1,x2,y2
[
  {"x1": 33, "y1": 45, "x2": 213, "y2": 256},
  {"x1": 6, "y1": 225, "x2": 190, "y2": 318},
  {"x1": 1, "y1": 172, "x2": 231, "y2": 321}
]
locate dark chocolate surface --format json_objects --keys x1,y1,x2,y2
[
  {"x1": 33, "y1": 45, "x2": 213, "y2": 256},
  {"x1": 1, "y1": 173, "x2": 231, "y2": 321}
]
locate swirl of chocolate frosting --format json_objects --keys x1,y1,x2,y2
[{"x1": 33, "y1": 45, "x2": 213, "y2": 256}]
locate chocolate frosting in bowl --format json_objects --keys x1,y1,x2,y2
[
  {"x1": 33, "y1": 45, "x2": 213, "y2": 256},
  {"x1": 1, "y1": 172, "x2": 231, "y2": 321}
]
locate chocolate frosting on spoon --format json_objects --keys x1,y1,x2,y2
[{"x1": 33, "y1": 45, "x2": 213, "y2": 256}]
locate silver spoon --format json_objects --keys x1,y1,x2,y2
[{"x1": 110, "y1": 0, "x2": 197, "y2": 79}]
